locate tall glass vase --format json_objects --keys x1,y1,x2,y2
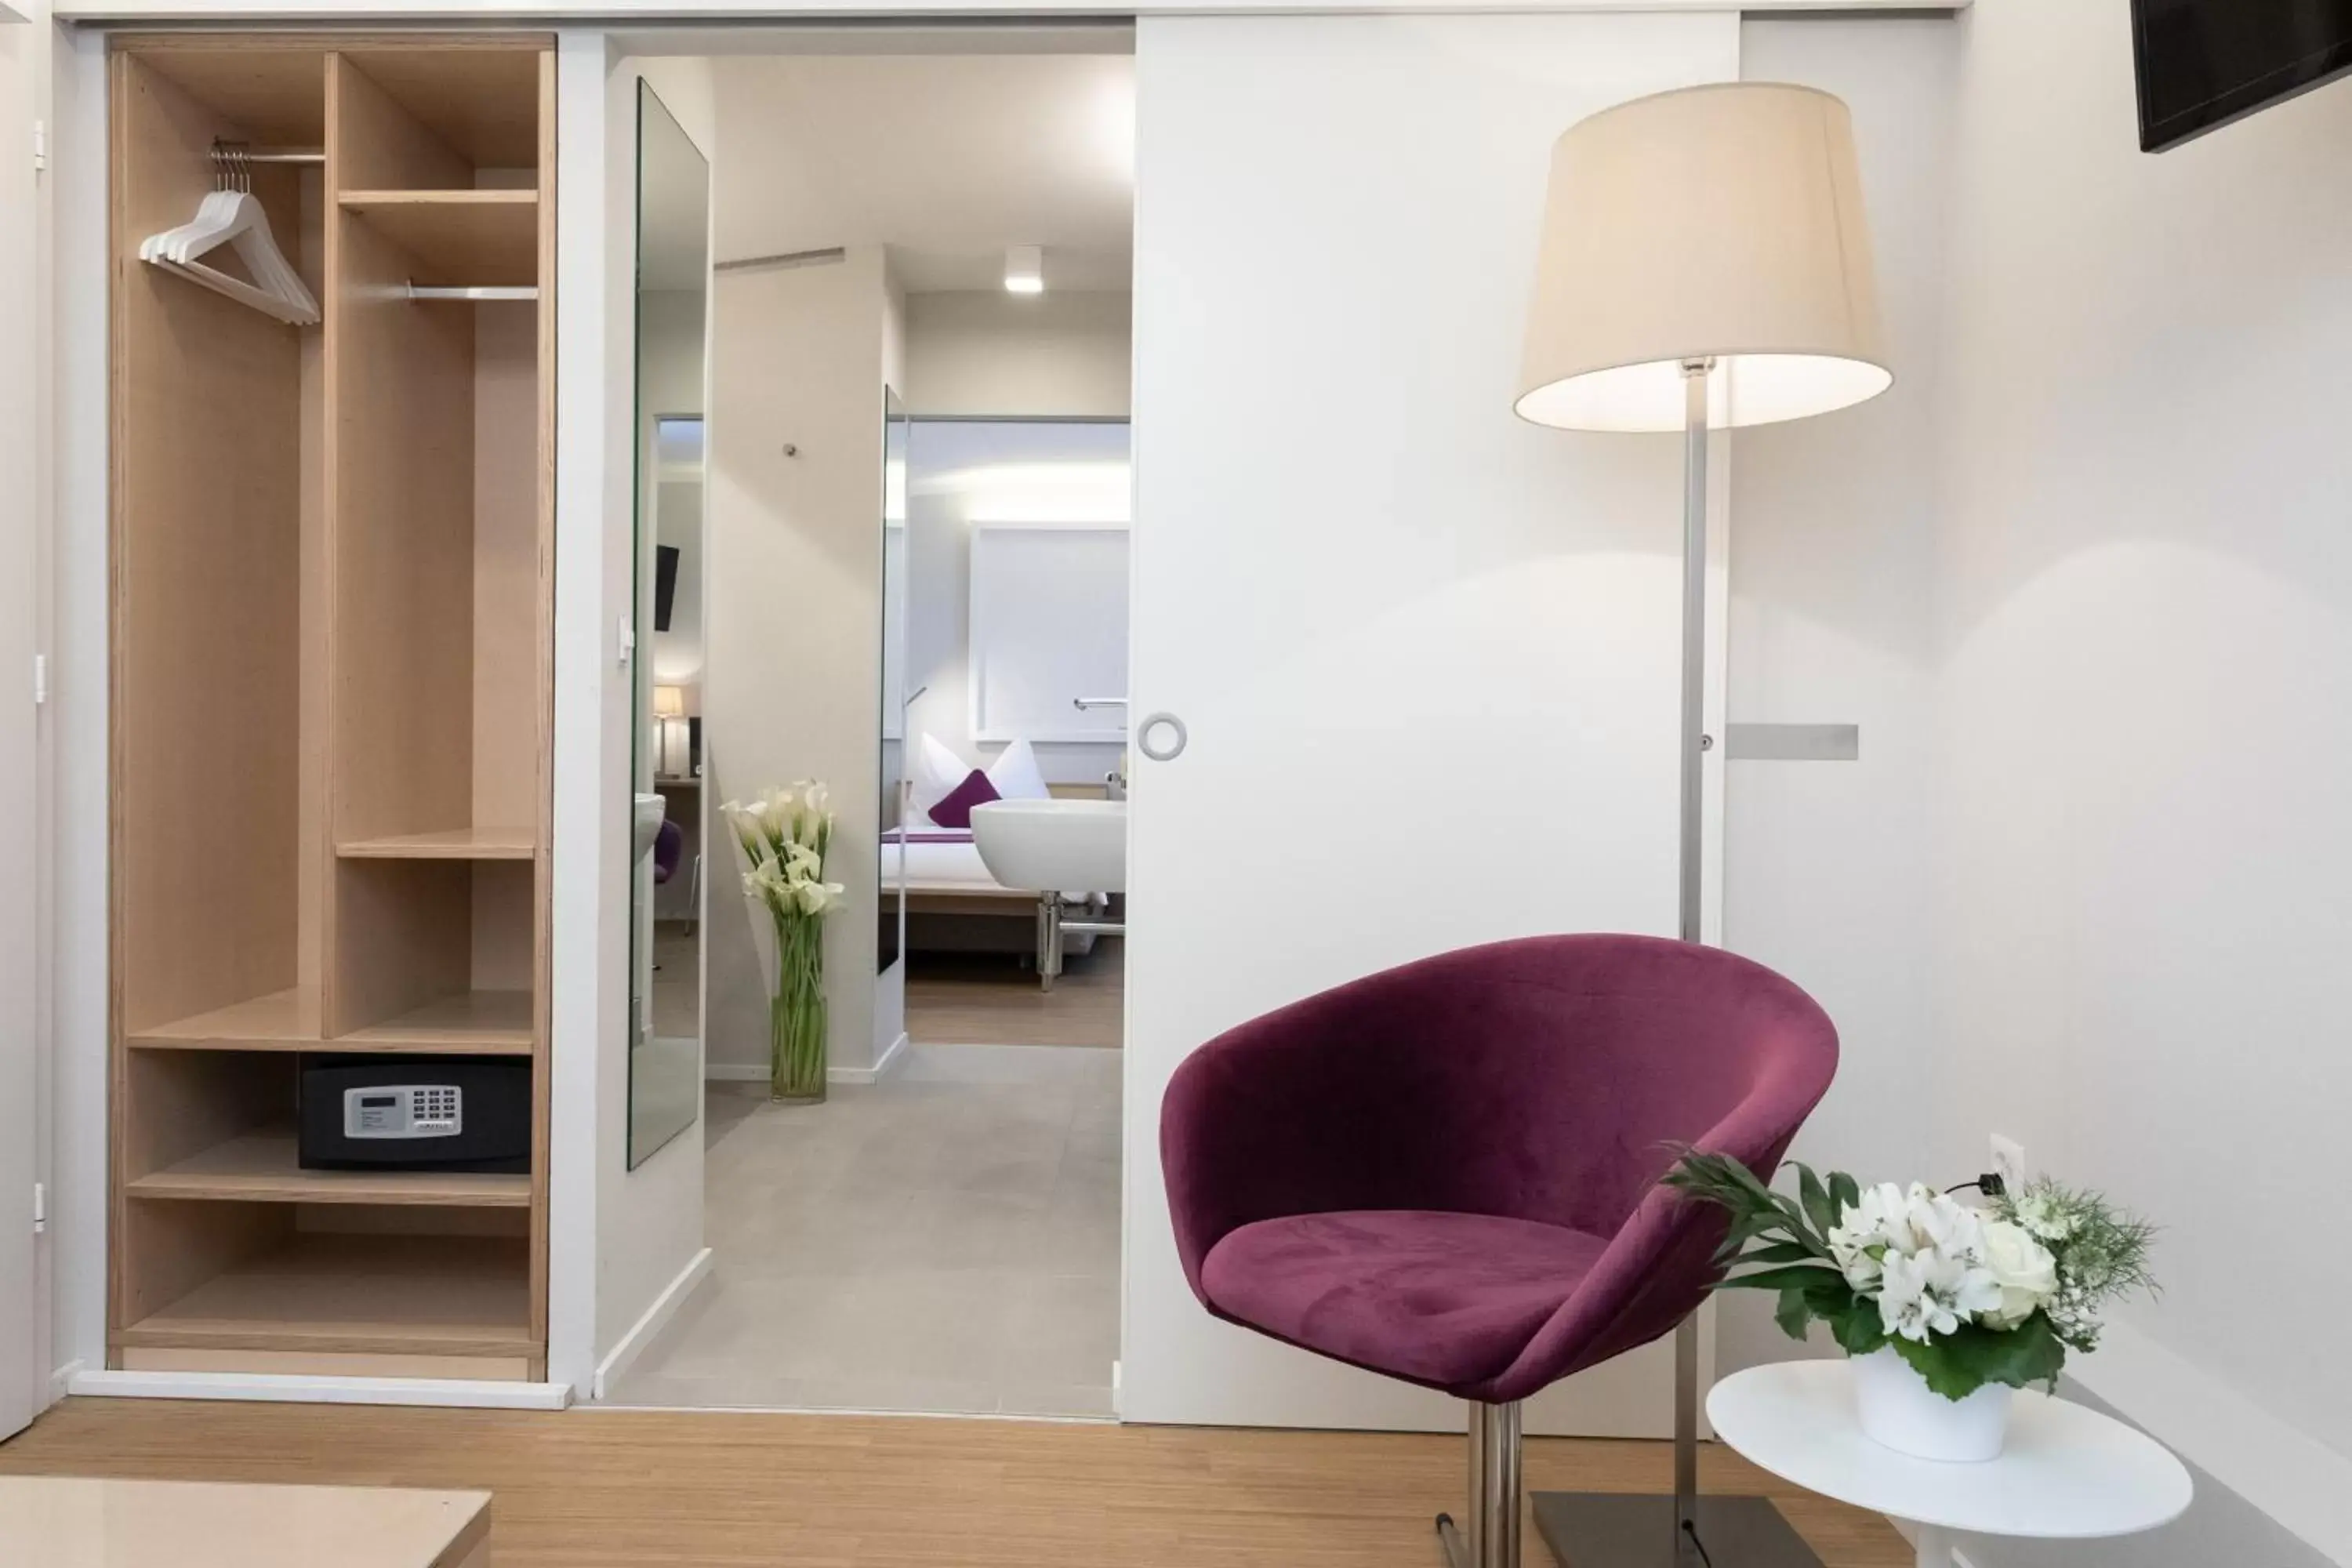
[{"x1": 768, "y1": 910, "x2": 828, "y2": 1104}]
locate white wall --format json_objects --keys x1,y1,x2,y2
[
  {"x1": 1717, "y1": 13, "x2": 1958, "y2": 1378},
  {"x1": 1719, "y1": 13, "x2": 2351, "y2": 1561},
  {"x1": 703, "y1": 245, "x2": 893, "y2": 1077},
  {"x1": 641, "y1": 286, "x2": 710, "y2": 712},
  {"x1": 640, "y1": 289, "x2": 706, "y2": 419},
  {"x1": 905, "y1": 290, "x2": 1131, "y2": 419},
  {"x1": 1123, "y1": 9, "x2": 1738, "y2": 1433},
  {"x1": 904, "y1": 419, "x2": 1131, "y2": 789},
  {"x1": 1922, "y1": 1, "x2": 2352, "y2": 1559}
]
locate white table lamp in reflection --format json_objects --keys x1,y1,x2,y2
[{"x1": 652, "y1": 684, "x2": 688, "y2": 778}]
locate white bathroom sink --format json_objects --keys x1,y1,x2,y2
[
  {"x1": 633, "y1": 792, "x2": 668, "y2": 862},
  {"x1": 971, "y1": 798, "x2": 1127, "y2": 895}
]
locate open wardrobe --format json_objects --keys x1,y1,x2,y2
[{"x1": 106, "y1": 35, "x2": 554, "y2": 1384}]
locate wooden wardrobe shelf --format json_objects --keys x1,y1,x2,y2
[
  {"x1": 129, "y1": 989, "x2": 320, "y2": 1052},
  {"x1": 336, "y1": 826, "x2": 536, "y2": 859},
  {"x1": 338, "y1": 190, "x2": 539, "y2": 286},
  {"x1": 127, "y1": 1132, "x2": 530, "y2": 1208},
  {"x1": 336, "y1": 989, "x2": 535, "y2": 1054},
  {"x1": 127, "y1": 989, "x2": 532, "y2": 1055},
  {"x1": 113, "y1": 1232, "x2": 535, "y2": 1360}
]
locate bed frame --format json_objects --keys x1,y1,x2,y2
[{"x1": 884, "y1": 782, "x2": 1120, "y2": 987}]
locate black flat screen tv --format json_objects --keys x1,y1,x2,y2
[
  {"x1": 654, "y1": 544, "x2": 680, "y2": 633},
  {"x1": 2134, "y1": 0, "x2": 2352, "y2": 151}
]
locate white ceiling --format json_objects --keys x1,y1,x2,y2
[{"x1": 710, "y1": 53, "x2": 1135, "y2": 294}]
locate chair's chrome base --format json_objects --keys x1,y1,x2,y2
[
  {"x1": 1530, "y1": 1491, "x2": 1825, "y2": 1567},
  {"x1": 1436, "y1": 1510, "x2": 1473, "y2": 1568},
  {"x1": 1430, "y1": 1394, "x2": 1823, "y2": 1568},
  {"x1": 1436, "y1": 1401, "x2": 1522, "y2": 1568}
]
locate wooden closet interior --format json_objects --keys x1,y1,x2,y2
[{"x1": 108, "y1": 34, "x2": 555, "y2": 1382}]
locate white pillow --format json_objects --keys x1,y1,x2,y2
[
  {"x1": 911, "y1": 733, "x2": 973, "y2": 822},
  {"x1": 985, "y1": 737, "x2": 1052, "y2": 802}
]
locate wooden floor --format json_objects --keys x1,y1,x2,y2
[
  {"x1": 0, "y1": 1400, "x2": 1908, "y2": 1567},
  {"x1": 905, "y1": 937, "x2": 1123, "y2": 1049}
]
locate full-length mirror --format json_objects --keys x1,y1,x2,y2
[
  {"x1": 877, "y1": 389, "x2": 909, "y2": 977},
  {"x1": 628, "y1": 83, "x2": 710, "y2": 1167}
]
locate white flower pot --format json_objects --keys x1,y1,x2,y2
[{"x1": 1851, "y1": 1346, "x2": 2013, "y2": 1462}]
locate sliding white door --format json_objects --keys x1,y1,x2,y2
[
  {"x1": 1122, "y1": 12, "x2": 1738, "y2": 1432},
  {"x1": 0, "y1": 3, "x2": 43, "y2": 1439}
]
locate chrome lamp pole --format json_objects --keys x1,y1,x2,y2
[
  {"x1": 1671, "y1": 358, "x2": 1713, "y2": 1563},
  {"x1": 1506, "y1": 81, "x2": 1893, "y2": 1568}
]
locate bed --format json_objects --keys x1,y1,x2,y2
[{"x1": 880, "y1": 811, "x2": 1115, "y2": 964}]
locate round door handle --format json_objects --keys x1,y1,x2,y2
[{"x1": 1136, "y1": 711, "x2": 1189, "y2": 762}]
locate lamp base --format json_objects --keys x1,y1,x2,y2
[{"x1": 1532, "y1": 1492, "x2": 1825, "y2": 1568}]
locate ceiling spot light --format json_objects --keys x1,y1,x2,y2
[{"x1": 1005, "y1": 245, "x2": 1044, "y2": 294}]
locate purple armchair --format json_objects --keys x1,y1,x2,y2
[
  {"x1": 653, "y1": 818, "x2": 684, "y2": 885},
  {"x1": 1160, "y1": 935, "x2": 1838, "y2": 1568}
]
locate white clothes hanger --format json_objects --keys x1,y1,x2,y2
[
  {"x1": 159, "y1": 146, "x2": 318, "y2": 314},
  {"x1": 139, "y1": 143, "x2": 321, "y2": 326},
  {"x1": 151, "y1": 190, "x2": 306, "y2": 299}
]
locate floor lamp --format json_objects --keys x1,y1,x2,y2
[{"x1": 1512, "y1": 83, "x2": 1891, "y2": 1567}]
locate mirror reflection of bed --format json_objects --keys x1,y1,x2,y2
[{"x1": 884, "y1": 419, "x2": 1131, "y2": 1053}]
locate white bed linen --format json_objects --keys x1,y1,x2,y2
[
  {"x1": 887, "y1": 831, "x2": 1103, "y2": 899},
  {"x1": 895, "y1": 836, "x2": 1006, "y2": 891}
]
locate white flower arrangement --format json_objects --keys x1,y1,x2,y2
[
  {"x1": 720, "y1": 782, "x2": 845, "y2": 1102},
  {"x1": 723, "y1": 782, "x2": 846, "y2": 920},
  {"x1": 1670, "y1": 1153, "x2": 2156, "y2": 1400}
]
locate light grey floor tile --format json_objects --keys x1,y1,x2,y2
[
  {"x1": 607, "y1": 1043, "x2": 1125, "y2": 1419},
  {"x1": 999, "y1": 1272, "x2": 1121, "y2": 1388}
]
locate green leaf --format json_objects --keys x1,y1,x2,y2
[
  {"x1": 1827, "y1": 1296, "x2": 1888, "y2": 1356},
  {"x1": 1828, "y1": 1171, "x2": 1860, "y2": 1224},
  {"x1": 1890, "y1": 1316, "x2": 2067, "y2": 1400},
  {"x1": 1773, "y1": 1287, "x2": 1817, "y2": 1341},
  {"x1": 1718, "y1": 1153, "x2": 1792, "y2": 1214},
  {"x1": 1719, "y1": 1262, "x2": 1846, "y2": 1294},
  {"x1": 1737, "y1": 1241, "x2": 1828, "y2": 1268},
  {"x1": 1797, "y1": 1164, "x2": 1837, "y2": 1236}
]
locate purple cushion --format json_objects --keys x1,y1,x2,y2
[
  {"x1": 1202, "y1": 1210, "x2": 1609, "y2": 1389},
  {"x1": 927, "y1": 768, "x2": 1000, "y2": 829}
]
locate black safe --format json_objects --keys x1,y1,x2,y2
[{"x1": 298, "y1": 1055, "x2": 531, "y2": 1173}]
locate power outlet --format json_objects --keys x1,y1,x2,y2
[{"x1": 1988, "y1": 1134, "x2": 2027, "y2": 1194}]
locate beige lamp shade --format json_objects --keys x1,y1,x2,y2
[
  {"x1": 652, "y1": 684, "x2": 687, "y2": 720},
  {"x1": 1516, "y1": 82, "x2": 1890, "y2": 434}
]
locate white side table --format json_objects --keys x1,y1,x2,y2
[{"x1": 1708, "y1": 1361, "x2": 2193, "y2": 1568}]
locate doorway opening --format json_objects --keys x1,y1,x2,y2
[{"x1": 608, "y1": 34, "x2": 1134, "y2": 1421}]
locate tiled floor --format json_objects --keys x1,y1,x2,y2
[
  {"x1": 649, "y1": 922, "x2": 699, "y2": 1040},
  {"x1": 604, "y1": 1042, "x2": 1122, "y2": 1418}
]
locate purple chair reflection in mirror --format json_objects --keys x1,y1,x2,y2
[
  {"x1": 652, "y1": 818, "x2": 683, "y2": 884},
  {"x1": 1160, "y1": 935, "x2": 1839, "y2": 1568}
]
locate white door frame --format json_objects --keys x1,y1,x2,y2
[{"x1": 0, "y1": 0, "x2": 54, "y2": 1440}]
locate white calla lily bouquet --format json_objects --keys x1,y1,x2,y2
[
  {"x1": 1668, "y1": 1152, "x2": 2157, "y2": 1401},
  {"x1": 723, "y1": 782, "x2": 846, "y2": 1102}
]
